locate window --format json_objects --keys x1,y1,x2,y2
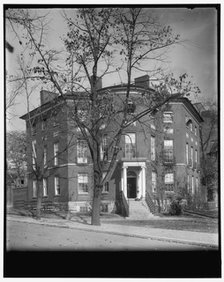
[
  {"x1": 77, "y1": 110, "x2": 87, "y2": 122},
  {"x1": 195, "y1": 126, "x2": 197, "y2": 136},
  {"x1": 53, "y1": 116, "x2": 58, "y2": 127},
  {"x1": 164, "y1": 127, "x2": 173, "y2": 134},
  {"x1": 152, "y1": 172, "x2": 157, "y2": 193},
  {"x1": 42, "y1": 119, "x2": 46, "y2": 130},
  {"x1": 186, "y1": 118, "x2": 192, "y2": 130},
  {"x1": 54, "y1": 143, "x2": 59, "y2": 166},
  {"x1": 195, "y1": 178, "x2": 199, "y2": 193},
  {"x1": 164, "y1": 173, "x2": 174, "y2": 191},
  {"x1": 43, "y1": 147, "x2": 47, "y2": 167},
  {"x1": 187, "y1": 175, "x2": 190, "y2": 192},
  {"x1": 195, "y1": 150, "x2": 198, "y2": 164},
  {"x1": 163, "y1": 112, "x2": 173, "y2": 123},
  {"x1": 43, "y1": 178, "x2": 48, "y2": 197},
  {"x1": 190, "y1": 147, "x2": 193, "y2": 167},
  {"x1": 54, "y1": 176, "x2": 60, "y2": 195},
  {"x1": 32, "y1": 140, "x2": 37, "y2": 169},
  {"x1": 77, "y1": 140, "x2": 88, "y2": 163},
  {"x1": 191, "y1": 176, "x2": 195, "y2": 194},
  {"x1": 150, "y1": 117, "x2": 156, "y2": 130},
  {"x1": 127, "y1": 100, "x2": 136, "y2": 114},
  {"x1": 100, "y1": 135, "x2": 108, "y2": 161},
  {"x1": 163, "y1": 139, "x2": 173, "y2": 162},
  {"x1": 151, "y1": 136, "x2": 155, "y2": 161},
  {"x1": 102, "y1": 172, "x2": 109, "y2": 193},
  {"x1": 125, "y1": 133, "x2": 136, "y2": 158},
  {"x1": 78, "y1": 174, "x2": 88, "y2": 194},
  {"x1": 33, "y1": 180, "x2": 37, "y2": 198},
  {"x1": 186, "y1": 143, "x2": 189, "y2": 164},
  {"x1": 31, "y1": 123, "x2": 36, "y2": 135}
]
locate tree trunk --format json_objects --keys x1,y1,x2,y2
[
  {"x1": 36, "y1": 181, "x2": 42, "y2": 219},
  {"x1": 91, "y1": 184, "x2": 102, "y2": 226}
]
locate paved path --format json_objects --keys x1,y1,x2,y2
[{"x1": 7, "y1": 214, "x2": 218, "y2": 249}]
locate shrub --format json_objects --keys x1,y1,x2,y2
[{"x1": 169, "y1": 199, "x2": 183, "y2": 215}]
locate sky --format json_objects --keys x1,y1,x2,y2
[{"x1": 5, "y1": 6, "x2": 218, "y2": 132}]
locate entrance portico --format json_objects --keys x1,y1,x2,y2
[{"x1": 121, "y1": 161, "x2": 146, "y2": 199}]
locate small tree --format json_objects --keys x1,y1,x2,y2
[{"x1": 6, "y1": 131, "x2": 27, "y2": 188}]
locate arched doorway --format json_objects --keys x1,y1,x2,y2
[{"x1": 127, "y1": 171, "x2": 137, "y2": 198}]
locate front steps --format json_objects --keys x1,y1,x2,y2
[{"x1": 127, "y1": 199, "x2": 154, "y2": 219}]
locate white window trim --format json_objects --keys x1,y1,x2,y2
[
  {"x1": 78, "y1": 174, "x2": 89, "y2": 194},
  {"x1": 43, "y1": 178, "x2": 48, "y2": 197},
  {"x1": 102, "y1": 172, "x2": 109, "y2": 194},
  {"x1": 54, "y1": 176, "x2": 60, "y2": 195},
  {"x1": 77, "y1": 140, "x2": 88, "y2": 164},
  {"x1": 151, "y1": 136, "x2": 155, "y2": 161},
  {"x1": 163, "y1": 112, "x2": 173, "y2": 123},
  {"x1": 33, "y1": 180, "x2": 37, "y2": 198},
  {"x1": 54, "y1": 143, "x2": 59, "y2": 166}
]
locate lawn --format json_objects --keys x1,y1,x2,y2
[{"x1": 105, "y1": 216, "x2": 219, "y2": 233}]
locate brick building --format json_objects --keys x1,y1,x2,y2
[{"x1": 20, "y1": 76, "x2": 203, "y2": 215}]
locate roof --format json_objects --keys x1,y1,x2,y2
[
  {"x1": 168, "y1": 97, "x2": 204, "y2": 123},
  {"x1": 20, "y1": 87, "x2": 203, "y2": 123}
]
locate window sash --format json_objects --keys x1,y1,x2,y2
[
  {"x1": 102, "y1": 172, "x2": 109, "y2": 193},
  {"x1": 78, "y1": 174, "x2": 88, "y2": 193},
  {"x1": 43, "y1": 178, "x2": 48, "y2": 197},
  {"x1": 43, "y1": 147, "x2": 47, "y2": 166},
  {"x1": 77, "y1": 140, "x2": 88, "y2": 163},
  {"x1": 54, "y1": 143, "x2": 59, "y2": 165},
  {"x1": 54, "y1": 177, "x2": 60, "y2": 195},
  {"x1": 33, "y1": 180, "x2": 37, "y2": 198},
  {"x1": 163, "y1": 112, "x2": 173, "y2": 123},
  {"x1": 164, "y1": 173, "x2": 174, "y2": 184},
  {"x1": 151, "y1": 136, "x2": 155, "y2": 161},
  {"x1": 125, "y1": 134, "x2": 136, "y2": 158},
  {"x1": 152, "y1": 172, "x2": 157, "y2": 192},
  {"x1": 186, "y1": 144, "x2": 189, "y2": 164}
]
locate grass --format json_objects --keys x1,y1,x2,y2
[
  {"x1": 7, "y1": 207, "x2": 218, "y2": 234},
  {"x1": 105, "y1": 217, "x2": 219, "y2": 233}
]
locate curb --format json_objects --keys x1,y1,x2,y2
[{"x1": 7, "y1": 216, "x2": 218, "y2": 249}]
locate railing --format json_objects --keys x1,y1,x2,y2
[
  {"x1": 145, "y1": 191, "x2": 156, "y2": 214},
  {"x1": 119, "y1": 190, "x2": 129, "y2": 217}
]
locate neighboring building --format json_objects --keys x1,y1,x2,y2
[{"x1": 19, "y1": 76, "x2": 203, "y2": 215}]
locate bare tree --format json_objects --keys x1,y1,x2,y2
[
  {"x1": 6, "y1": 8, "x2": 200, "y2": 225},
  {"x1": 199, "y1": 103, "x2": 218, "y2": 203}
]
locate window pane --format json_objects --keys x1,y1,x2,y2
[
  {"x1": 125, "y1": 134, "x2": 136, "y2": 158},
  {"x1": 78, "y1": 174, "x2": 88, "y2": 193},
  {"x1": 77, "y1": 140, "x2": 87, "y2": 163},
  {"x1": 163, "y1": 112, "x2": 173, "y2": 123},
  {"x1": 165, "y1": 173, "x2": 174, "y2": 183},
  {"x1": 54, "y1": 177, "x2": 60, "y2": 195},
  {"x1": 151, "y1": 136, "x2": 155, "y2": 161},
  {"x1": 33, "y1": 180, "x2": 37, "y2": 198},
  {"x1": 43, "y1": 178, "x2": 47, "y2": 196},
  {"x1": 54, "y1": 143, "x2": 59, "y2": 165},
  {"x1": 152, "y1": 172, "x2": 157, "y2": 192}
]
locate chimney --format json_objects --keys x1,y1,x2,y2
[
  {"x1": 134, "y1": 75, "x2": 150, "y2": 89},
  {"x1": 40, "y1": 90, "x2": 59, "y2": 105}
]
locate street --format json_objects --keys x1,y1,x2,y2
[{"x1": 7, "y1": 220, "x2": 209, "y2": 251}]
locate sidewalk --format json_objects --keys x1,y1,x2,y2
[{"x1": 7, "y1": 214, "x2": 219, "y2": 249}]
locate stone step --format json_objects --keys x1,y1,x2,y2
[{"x1": 128, "y1": 199, "x2": 154, "y2": 219}]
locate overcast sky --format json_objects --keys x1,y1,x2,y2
[{"x1": 6, "y1": 6, "x2": 218, "y2": 131}]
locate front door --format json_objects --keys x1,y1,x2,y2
[{"x1": 127, "y1": 175, "x2": 137, "y2": 198}]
